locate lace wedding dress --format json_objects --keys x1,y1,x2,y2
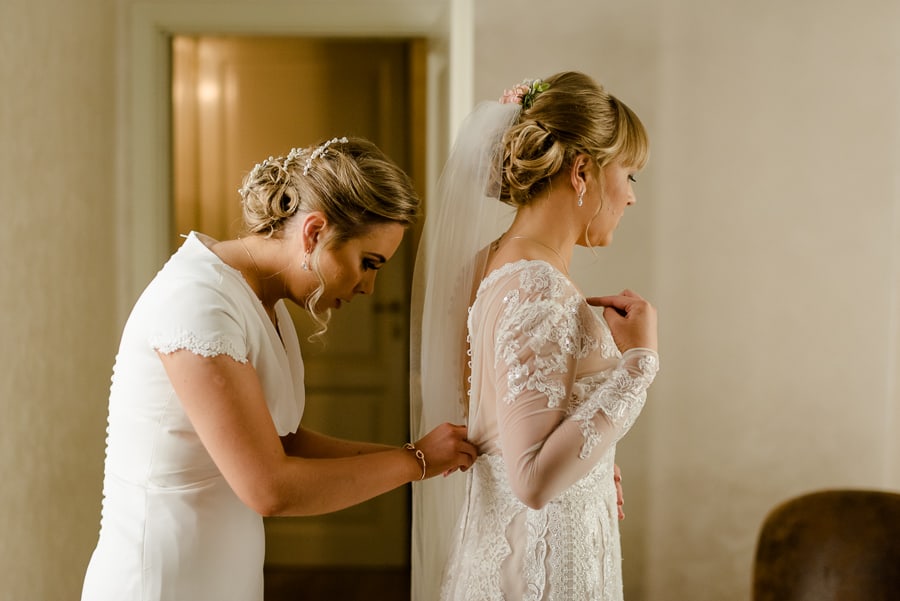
[{"x1": 439, "y1": 260, "x2": 659, "y2": 601}]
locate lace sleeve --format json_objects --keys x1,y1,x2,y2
[
  {"x1": 569, "y1": 348, "x2": 658, "y2": 459},
  {"x1": 490, "y1": 266, "x2": 658, "y2": 508}
]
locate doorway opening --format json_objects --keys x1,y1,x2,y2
[{"x1": 171, "y1": 35, "x2": 426, "y2": 599}]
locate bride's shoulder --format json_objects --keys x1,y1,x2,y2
[{"x1": 477, "y1": 259, "x2": 574, "y2": 299}]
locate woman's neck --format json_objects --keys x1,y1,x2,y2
[
  {"x1": 508, "y1": 194, "x2": 578, "y2": 253},
  {"x1": 230, "y1": 237, "x2": 284, "y2": 321}
]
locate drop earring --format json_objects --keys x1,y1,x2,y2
[
  {"x1": 302, "y1": 251, "x2": 310, "y2": 271},
  {"x1": 577, "y1": 188, "x2": 585, "y2": 207}
]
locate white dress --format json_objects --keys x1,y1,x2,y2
[
  {"x1": 440, "y1": 261, "x2": 659, "y2": 601},
  {"x1": 81, "y1": 232, "x2": 305, "y2": 601}
]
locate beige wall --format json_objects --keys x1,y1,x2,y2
[
  {"x1": 2, "y1": 0, "x2": 898, "y2": 599},
  {"x1": 0, "y1": 0, "x2": 117, "y2": 599},
  {"x1": 477, "y1": 0, "x2": 900, "y2": 600},
  {"x1": 646, "y1": 2, "x2": 900, "y2": 599}
]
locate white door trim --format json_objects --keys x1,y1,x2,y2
[{"x1": 119, "y1": 0, "x2": 473, "y2": 320}]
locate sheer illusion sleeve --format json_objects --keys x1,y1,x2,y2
[{"x1": 487, "y1": 265, "x2": 658, "y2": 509}]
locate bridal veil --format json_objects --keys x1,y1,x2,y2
[{"x1": 409, "y1": 100, "x2": 519, "y2": 600}]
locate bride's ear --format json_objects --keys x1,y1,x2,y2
[{"x1": 569, "y1": 154, "x2": 593, "y2": 195}]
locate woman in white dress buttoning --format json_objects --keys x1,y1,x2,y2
[
  {"x1": 411, "y1": 71, "x2": 659, "y2": 601},
  {"x1": 81, "y1": 136, "x2": 477, "y2": 601}
]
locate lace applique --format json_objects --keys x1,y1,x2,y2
[
  {"x1": 524, "y1": 509, "x2": 550, "y2": 601},
  {"x1": 150, "y1": 330, "x2": 247, "y2": 364},
  {"x1": 441, "y1": 455, "x2": 520, "y2": 601},
  {"x1": 491, "y1": 262, "x2": 598, "y2": 408},
  {"x1": 442, "y1": 454, "x2": 622, "y2": 601},
  {"x1": 569, "y1": 352, "x2": 659, "y2": 459},
  {"x1": 595, "y1": 313, "x2": 620, "y2": 359}
]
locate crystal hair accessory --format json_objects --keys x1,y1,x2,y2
[
  {"x1": 284, "y1": 146, "x2": 304, "y2": 166},
  {"x1": 238, "y1": 156, "x2": 284, "y2": 199},
  {"x1": 499, "y1": 79, "x2": 550, "y2": 110},
  {"x1": 302, "y1": 136, "x2": 349, "y2": 176}
]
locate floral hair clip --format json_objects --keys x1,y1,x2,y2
[
  {"x1": 302, "y1": 136, "x2": 349, "y2": 176},
  {"x1": 499, "y1": 79, "x2": 550, "y2": 110}
]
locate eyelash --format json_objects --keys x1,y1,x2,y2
[
  {"x1": 628, "y1": 175, "x2": 637, "y2": 183},
  {"x1": 363, "y1": 259, "x2": 380, "y2": 271}
]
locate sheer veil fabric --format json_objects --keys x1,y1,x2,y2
[{"x1": 410, "y1": 101, "x2": 519, "y2": 600}]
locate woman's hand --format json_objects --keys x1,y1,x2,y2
[
  {"x1": 615, "y1": 463, "x2": 625, "y2": 520},
  {"x1": 413, "y1": 423, "x2": 478, "y2": 479},
  {"x1": 587, "y1": 289, "x2": 658, "y2": 352}
]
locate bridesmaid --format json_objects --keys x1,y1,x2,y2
[{"x1": 81, "y1": 137, "x2": 476, "y2": 601}]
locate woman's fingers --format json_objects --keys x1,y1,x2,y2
[
  {"x1": 416, "y1": 423, "x2": 478, "y2": 478},
  {"x1": 586, "y1": 289, "x2": 646, "y2": 316},
  {"x1": 586, "y1": 290, "x2": 658, "y2": 352},
  {"x1": 614, "y1": 464, "x2": 625, "y2": 520}
]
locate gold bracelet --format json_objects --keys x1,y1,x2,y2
[{"x1": 403, "y1": 443, "x2": 427, "y2": 480}]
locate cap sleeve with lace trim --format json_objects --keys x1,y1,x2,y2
[{"x1": 122, "y1": 231, "x2": 303, "y2": 436}]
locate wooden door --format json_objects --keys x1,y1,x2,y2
[{"x1": 172, "y1": 35, "x2": 425, "y2": 567}]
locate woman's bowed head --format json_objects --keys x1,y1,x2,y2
[{"x1": 234, "y1": 136, "x2": 421, "y2": 334}]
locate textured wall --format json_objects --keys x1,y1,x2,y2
[
  {"x1": 646, "y1": 1, "x2": 900, "y2": 599},
  {"x1": 474, "y1": 1, "x2": 900, "y2": 600},
  {"x1": 0, "y1": 0, "x2": 117, "y2": 599}
]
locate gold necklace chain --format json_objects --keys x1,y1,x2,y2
[
  {"x1": 506, "y1": 235, "x2": 569, "y2": 275},
  {"x1": 237, "y1": 237, "x2": 262, "y2": 279},
  {"x1": 238, "y1": 237, "x2": 281, "y2": 329}
]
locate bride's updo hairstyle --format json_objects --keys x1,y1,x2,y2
[
  {"x1": 238, "y1": 136, "x2": 419, "y2": 335},
  {"x1": 498, "y1": 71, "x2": 649, "y2": 208}
]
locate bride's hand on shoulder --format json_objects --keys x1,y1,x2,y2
[{"x1": 586, "y1": 289, "x2": 658, "y2": 352}]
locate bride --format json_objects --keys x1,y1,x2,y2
[{"x1": 411, "y1": 71, "x2": 660, "y2": 600}]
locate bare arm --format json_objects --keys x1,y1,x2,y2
[
  {"x1": 281, "y1": 426, "x2": 394, "y2": 458},
  {"x1": 158, "y1": 350, "x2": 476, "y2": 517}
]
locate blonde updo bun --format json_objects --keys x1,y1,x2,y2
[{"x1": 499, "y1": 71, "x2": 649, "y2": 207}]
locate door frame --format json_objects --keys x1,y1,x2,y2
[{"x1": 117, "y1": 0, "x2": 474, "y2": 319}]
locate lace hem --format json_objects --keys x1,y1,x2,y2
[{"x1": 150, "y1": 331, "x2": 248, "y2": 364}]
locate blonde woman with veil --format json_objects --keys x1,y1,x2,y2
[{"x1": 411, "y1": 72, "x2": 659, "y2": 600}]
